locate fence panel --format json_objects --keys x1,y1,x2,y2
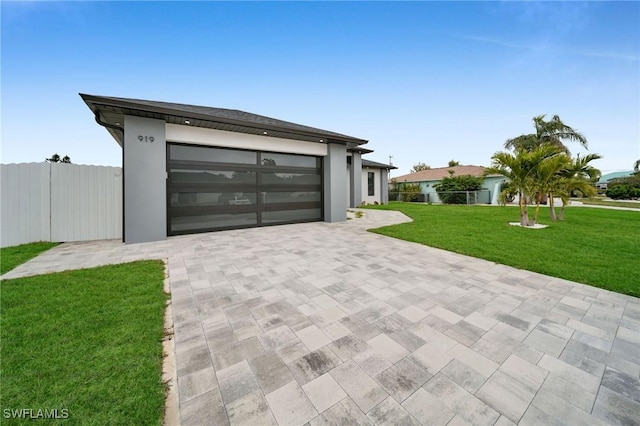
[
  {"x1": 1, "y1": 163, "x2": 50, "y2": 247},
  {"x1": 0, "y1": 163, "x2": 122, "y2": 247},
  {"x1": 50, "y1": 163, "x2": 123, "y2": 242}
]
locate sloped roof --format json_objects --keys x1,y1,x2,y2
[
  {"x1": 362, "y1": 159, "x2": 397, "y2": 170},
  {"x1": 598, "y1": 171, "x2": 634, "y2": 183},
  {"x1": 393, "y1": 165, "x2": 489, "y2": 182},
  {"x1": 80, "y1": 93, "x2": 368, "y2": 148}
]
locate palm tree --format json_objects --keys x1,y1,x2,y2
[
  {"x1": 505, "y1": 115, "x2": 588, "y2": 155},
  {"x1": 487, "y1": 144, "x2": 559, "y2": 226},
  {"x1": 531, "y1": 151, "x2": 571, "y2": 224},
  {"x1": 553, "y1": 153, "x2": 602, "y2": 220}
]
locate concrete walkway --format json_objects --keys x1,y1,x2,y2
[{"x1": 4, "y1": 209, "x2": 639, "y2": 425}]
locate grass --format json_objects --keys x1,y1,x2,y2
[
  {"x1": 0, "y1": 260, "x2": 168, "y2": 425},
  {"x1": 365, "y1": 203, "x2": 640, "y2": 297},
  {"x1": 1, "y1": 242, "x2": 59, "y2": 275},
  {"x1": 575, "y1": 198, "x2": 640, "y2": 209}
]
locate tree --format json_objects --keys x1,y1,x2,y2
[
  {"x1": 505, "y1": 115, "x2": 587, "y2": 155},
  {"x1": 530, "y1": 149, "x2": 570, "y2": 223},
  {"x1": 553, "y1": 153, "x2": 601, "y2": 220},
  {"x1": 434, "y1": 174, "x2": 484, "y2": 204},
  {"x1": 411, "y1": 162, "x2": 431, "y2": 172},
  {"x1": 398, "y1": 182, "x2": 422, "y2": 202},
  {"x1": 448, "y1": 160, "x2": 460, "y2": 167},
  {"x1": 634, "y1": 159, "x2": 640, "y2": 173},
  {"x1": 604, "y1": 168, "x2": 640, "y2": 201},
  {"x1": 46, "y1": 153, "x2": 71, "y2": 163},
  {"x1": 486, "y1": 144, "x2": 559, "y2": 226}
]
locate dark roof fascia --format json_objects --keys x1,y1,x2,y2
[
  {"x1": 362, "y1": 159, "x2": 397, "y2": 170},
  {"x1": 80, "y1": 93, "x2": 368, "y2": 148},
  {"x1": 348, "y1": 147, "x2": 374, "y2": 154}
]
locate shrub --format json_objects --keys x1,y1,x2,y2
[
  {"x1": 435, "y1": 174, "x2": 484, "y2": 204},
  {"x1": 399, "y1": 183, "x2": 422, "y2": 202},
  {"x1": 388, "y1": 179, "x2": 400, "y2": 201},
  {"x1": 606, "y1": 184, "x2": 639, "y2": 200}
]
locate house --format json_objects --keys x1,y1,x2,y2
[
  {"x1": 81, "y1": 94, "x2": 392, "y2": 244},
  {"x1": 392, "y1": 165, "x2": 506, "y2": 204},
  {"x1": 346, "y1": 148, "x2": 397, "y2": 206},
  {"x1": 595, "y1": 171, "x2": 634, "y2": 190}
]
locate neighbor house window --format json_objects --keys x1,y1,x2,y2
[{"x1": 368, "y1": 172, "x2": 375, "y2": 196}]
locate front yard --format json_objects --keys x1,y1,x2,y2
[
  {"x1": 0, "y1": 257, "x2": 168, "y2": 425},
  {"x1": 365, "y1": 203, "x2": 640, "y2": 297}
]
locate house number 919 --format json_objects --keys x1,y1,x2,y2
[{"x1": 138, "y1": 135, "x2": 155, "y2": 143}]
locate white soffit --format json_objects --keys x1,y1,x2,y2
[{"x1": 166, "y1": 124, "x2": 328, "y2": 157}]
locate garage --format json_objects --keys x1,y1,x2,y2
[
  {"x1": 167, "y1": 143, "x2": 323, "y2": 234},
  {"x1": 81, "y1": 93, "x2": 367, "y2": 244}
]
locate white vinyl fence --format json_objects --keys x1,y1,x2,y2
[{"x1": 1, "y1": 163, "x2": 122, "y2": 248}]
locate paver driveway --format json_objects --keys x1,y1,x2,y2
[{"x1": 4, "y1": 209, "x2": 639, "y2": 425}]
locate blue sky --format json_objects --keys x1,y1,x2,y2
[{"x1": 2, "y1": 1, "x2": 638, "y2": 176}]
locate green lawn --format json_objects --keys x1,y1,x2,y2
[
  {"x1": 365, "y1": 203, "x2": 640, "y2": 297},
  {"x1": 1, "y1": 242, "x2": 59, "y2": 275},
  {"x1": 575, "y1": 198, "x2": 640, "y2": 209},
  {"x1": 1, "y1": 260, "x2": 168, "y2": 425}
]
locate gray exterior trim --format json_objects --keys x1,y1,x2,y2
[
  {"x1": 349, "y1": 152, "x2": 363, "y2": 208},
  {"x1": 323, "y1": 143, "x2": 347, "y2": 222},
  {"x1": 123, "y1": 116, "x2": 167, "y2": 244},
  {"x1": 381, "y1": 169, "x2": 390, "y2": 204}
]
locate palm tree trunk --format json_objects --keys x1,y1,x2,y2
[
  {"x1": 533, "y1": 200, "x2": 541, "y2": 225},
  {"x1": 559, "y1": 202, "x2": 567, "y2": 220},
  {"x1": 549, "y1": 193, "x2": 556, "y2": 220},
  {"x1": 519, "y1": 190, "x2": 529, "y2": 226}
]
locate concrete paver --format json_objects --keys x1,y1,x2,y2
[{"x1": 3, "y1": 208, "x2": 639, "y2": 425}]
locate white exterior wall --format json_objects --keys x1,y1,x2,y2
[
  {"x1": 0, "y1": 163, "x2": 122, "y2": 248},
  {"x1": 166, "y1": 124, "x2": 328, "y2": 156},
  {"x1": 362, "y1": 168, "x2": 382, "y2": 204}
]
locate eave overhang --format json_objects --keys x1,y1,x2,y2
[{"x1": 80, "y1": 93, "x2": 369, "y2": 149}]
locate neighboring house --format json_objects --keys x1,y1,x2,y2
[
  {"x1": 82, "y1": 94, "x2": 384, "y2": 244},
  {"x1": 392, "y1": 165, "x2": 506, "y2": 204},
  {"x1": 596, "y1": 171, "x2": 634, "y2": 190}
]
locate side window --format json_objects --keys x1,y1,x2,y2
[{"x1": 368, "y1": 172, "x2": 375, "y2": 196}]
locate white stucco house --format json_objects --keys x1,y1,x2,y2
[
  {"x1": 81, "y1": 94, "x2": 394, "y2": 244},
  {"x1": 360, "y1": 158, "x2": 397, "y2": 205}
]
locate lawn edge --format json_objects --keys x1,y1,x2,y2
[{"x1": 162, "y1": 260, "x2": 179, "y2": 426}]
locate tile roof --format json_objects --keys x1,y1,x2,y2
[{"x1": 392, "y1": 165, "x2": 489, "y2": 182}]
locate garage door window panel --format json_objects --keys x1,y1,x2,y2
[
  {"x1": 262, "y1": 191, "x2": 321, "y2": 204},
  {"x1": 170, "y1": 145, "x2": 257, "y2": 164},
  {"x1": 262, "y1": 208, "x2": 322, "y2": 223},
  {"x1": 260, "y1": 153, "x2": 319, "y2": 168},
  {"x1": 170, "y1": 169, "x2": 257, "y2": 185},
  {"x1": 170, "y1": 192, "x2": 257, "y2": 207},
  {"x1": 261, "y1": 172, "x2": 321, "y2": 186},
  {"x1": 171, "y1": 212, "x2": 258, "y2": 233}
]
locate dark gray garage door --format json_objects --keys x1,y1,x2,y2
[{"x1": 167, "y1": 143, "x2": 323, "y2": 235}]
